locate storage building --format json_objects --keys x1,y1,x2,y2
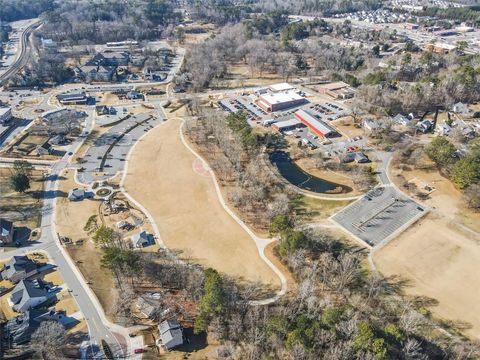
[
  {"x1": 272, "y1": 119, "x2": 304, "y2": 132},
  {"x1": 294, "y1": 109, "x2": 338, "y2": 138}
]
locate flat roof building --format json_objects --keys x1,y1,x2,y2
[
  {"x1": 0, "y1": 107, "x2": 12, "y2": 124},
  {"x1": 269, "y1": 82, "x2": 295, "y2": 92},
  {"x1": 257, "y1": 90, "x2": 307, "y2": 112},
  {"x1": 425, "y1": 42, "x2": 456, "y2": 54},
  {"x1": 272, "y1": 118, "x2": 304, "y2": 132},
  {"x1": 318, "y1": 81, "x2": 355, "y2": 99},
  {"x1": 57, "y1": 92, "x2": 89, "y2": 105},
  {"x1": 295, "y1": 109, "x2": 338, "y2": 138}
]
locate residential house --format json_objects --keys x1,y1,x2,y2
[
  {"x1": 76, "y1": 65, "x2": 115, "y2": 82},
  {"x1": 1, "y1": 256, "x2": 39, "y2": 283},
  {"x1": 452, "y1": 102, "x2": 471, "y2": 116},
  {"x1": 95, "y1": 105, "x2": 116, "y2": 116},
  {"x1": 40, "y1": 38, "x2": 57, "y2": 52},
  {"x1": 136, "y1": 296, "x2": 159, "y2": 319},
  {"x1": 131, "y1": 231, "x2": 152, "y2": 248},
  {"x1": 5, "y1": 309, "x2": 66, "y2": 345},
  {"x1": 126, "y1": 90, "x2": 143, "y2": 100},
  {"x1": 363, "y1": 119, "x2": 380, "y2": 131},
  {"x1": 393, "y1": 114, "x2": 411, "y2": 126},
  {"x1": 92, "y1": 51, "x2": 130, "y2": 66},
  {"x1": 416, "y1": 120, "x2": 433, "y2": 133},
  {"x1": 159, "y1": 319, "x2": 184, "y2": 350},
  {"x1": 437, "y1": 123, "x2": 451, "y2": 136},
  {"x1": 355, "y1": 153, "x2": 370, "y2": 163},
  {"x1": 0, "y1": 219, "x2": 14, "y2": 245},
  {"x1": 10, "y1": 279, "x2": 50, "y2": 312}
]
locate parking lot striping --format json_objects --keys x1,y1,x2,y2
[{"x1": 331, "y1": 185, "x2": 428, "y2": 248}]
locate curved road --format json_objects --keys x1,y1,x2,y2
[{"x1": 0, "y1": 20, "x2": 43, "y2": 84}]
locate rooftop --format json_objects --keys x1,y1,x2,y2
[{"x1": 259, "y1": 90, "x2": 304, "y2": 105}]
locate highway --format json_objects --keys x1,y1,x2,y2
[{"x1": 0, "y1": 20, "x2": 43, "y2": 84}]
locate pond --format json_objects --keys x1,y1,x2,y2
[{"x1": 270, "y1": 151, "x2": 352, "y2": 194}]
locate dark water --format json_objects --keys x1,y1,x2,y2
[{"x1": 270, "y1": 151, "x2": 352, "y2": 194}]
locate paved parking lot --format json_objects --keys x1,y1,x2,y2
[
  {"x1": 331, "y1": 186, "x2": 427, "y2": 247},
  {"x1": 77, "y1": 112, "x2": 164, "y2": 184}
]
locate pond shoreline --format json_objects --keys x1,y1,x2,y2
[{"x1": 269, "y1": 151, "x2": 353, "y2": 194}]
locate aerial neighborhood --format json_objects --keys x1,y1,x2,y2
[{"x1": 0, "y1": 0, "x2": 479, "y2": 359}]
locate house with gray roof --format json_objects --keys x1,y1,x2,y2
[
  {"x1": 1, "y1": 256, "x2": 39, "y2": 283},
  {"x1": 0, "y1": 219, "x2": 14, "y2": 245},
  {"x1": 10, "y1": 279, "x2": 50, "y2": 312},
  {"x1": 159, "y1": 319, "x2": 184, "y2": 350},
  {"x1": 131, "y1": 231, "x2": 152, "y2": 248},
  {"x1": 5, "y1": 309, "x2": 66, "y2": 345}
]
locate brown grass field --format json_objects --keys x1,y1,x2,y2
[
  {"x1": 0, "y1": 168, "x2": 44, "y2": 244},
  {"x1": 55, "y1": 170, "x2": 118, "y2": 318},
  {"x1": 374, "y1": 167, "x2": 480, "y2": 339},
  {"x1": 124, "y1": 118, "x2": 281, "y2": 289}
]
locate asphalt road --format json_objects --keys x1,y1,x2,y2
[
  {"x1": 0, "y1": 20, "x2": 43, "y2": 84},
  {"x1": 0, "y1": 112, "x2": 127, "y2": 359},
  {"x1": 77, "y1": 111, "x2": 165, "y2": 184}
]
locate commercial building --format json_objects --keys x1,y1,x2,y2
[
  {"x1": 0, "y1": 107, "x2": 12, "y2": 124},
  {"x1": 272, "y1": 119, "x2": 304, "y2": 132},
  {"x1": 57, "y1": 92, "x2": 89, "y2": 105},
  {"x1": 317, "y1": 81, "x2": 355, "y2": 99},
  {"x1": 294, "y1": 109, "x2": 338, "y2": 138},
  {"x1": 256, "y1": 90, "x2": 307, "y2": 112},
  {"x1": 425, "y1": 43, "x2": 456, "y2": 54},
  {"x1": 269, "y1": 82, "x2": 295, "y2": 92}
]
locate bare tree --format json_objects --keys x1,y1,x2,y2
[{"x1": 31, "y1": 321, "x2": 68, "y2": 360}]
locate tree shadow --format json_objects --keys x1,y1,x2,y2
[
  {"x1": 42, "y1": 174, "x2": 67, "y2": 182},
  {"x1": 176, "y1": 327, "x2": 208, "y2": 353},
  {"x1": 13, "y1": 226, "x2": 31, "y2": 243},
  {"x1": 31, "y1": 190, "x2": 68, "y2": 199}
]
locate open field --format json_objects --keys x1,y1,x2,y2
[
  {"x1": 375, "y1": 215, "x2": 480, "y2": 339},
  {"x1": 292, "y1": 195, "x2": 352, "y2": 223},
  {"x1": 375, "y1": 166, "x2": 480, "y2": 339},
  {"x1": 0, "y1": 168, "x2": 44, "y2": 245},
  {"x1": 124, "y1": 118, "x2": 281, "y2": 289},
  {"x1": 331, "y1": 116, "x2": 364, "y2": 138}
]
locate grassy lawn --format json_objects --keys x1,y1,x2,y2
[
  {"x1": 0, "y1": 168, "x2": 44, "y2": 246},
  {"x1": 292, "y1": 195, "x2": 352, "y2": 223}
]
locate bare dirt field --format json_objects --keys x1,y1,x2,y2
[
  {"x1": 375, "y1": 166, "x2": 480, "y2": 339},
  {"x1": 124, "y1": 118, "x2": 281, "y2": 290}
]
